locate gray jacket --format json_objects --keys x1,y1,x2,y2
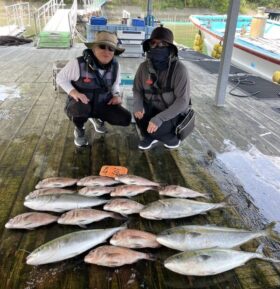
[{"x1": 133, "y1": 58, "x2": 190, "y2": 127}]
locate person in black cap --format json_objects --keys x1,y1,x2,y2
[
  {"x1": 57, "y1": 31, "x2": 131, "y2": 147},
  {"x1": 133, "y1": 26, "x2": 191, "y2": 150}
]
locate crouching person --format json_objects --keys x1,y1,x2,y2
[
  {"x1": 56, "y1": 31, "x2": 131, "y2": 147},
  {"x1": 133, "y1": 26, "x2": 191, "y2": 150}
]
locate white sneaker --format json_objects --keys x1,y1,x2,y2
[{"x1": 88, "y1": 118, "x2": 107, "y2": 133}]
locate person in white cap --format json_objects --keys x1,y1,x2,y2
[
  {"x1": 57, "y1": 31, "x2": 131, "y2": 147},
  {"x1": 133, "y1": 26, "x2": 191, "y2": 150}
]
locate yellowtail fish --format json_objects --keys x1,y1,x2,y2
[
  {"x1": 24, "y1": 194, "x2": 108, "y2": 213},
  {"x1": 26, "y1": 226, "x2": 125, "y2": 265},
  {"x1": 5, "y1": 212, "x2": 58, "y2": 230},
  {"x1": 157, "y1": 222, "x2": 279, "y2": 251},
  {"x1": 164, "y1": 246, "x2": 280, "y2": 276},
  {"x1": 84, "y1": 245, "x2": 155, "y2": 267},
  {"x1": 35, "y1": 177, "x2": 77, "y2": 189},
  {"x1": 25, "y1": 188, "x2": 75, "y2": 200},
  {"x1": 110, "y1": 229, "x2": 161, "y2": 248}
]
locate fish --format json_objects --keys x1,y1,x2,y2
[
  {"x1": 26, "y1": 226, "x2": 125, "y2": 265},
  {"x1": 77, "y1": 176, "x2": 120, "y2": 187},
  {"x1": 24, "y1": 194, "x2": 108, "y2": 213},
  {"x1": 103, "y1": 198, "x2": 144, "y2": 216},
  {"x1": 139, "y1": 198, "x2": 228, "y2": 220},
  {"x1": 114, "y1": 174, "x2": 160, "y2": 187},
  {"x1": 110, "y1": 184, "x2": 154, "y2": 197},
  {"x1": 158, "y1": 185, "x2": 210, "y2": 199},
  {"x1": 164, "y1": 246, "x2": 280, "y2": 276},
  {"x1": 157, "y1": 222, "x2": 279, "y2": 251},
  {"x1": 78, "y1": 186, "x2": 114, "y2": 197},
  {"x1": 5, "y1": 212, "x2": 58, "y2": 230},
  {"x1": 35, "y1": 177, "x2": 78, "y2": 189},
  {"x1": 110, "y1": 229, "x2": 161, "y2": 248},
  {"x1": 84, "y1": 245, "x2": 155, "y2": 267},
  {"x1": 25, "y1": 188, "x2": 75, "y2": 200},
  {"x1": 57, "y1": 208, "x2": 124, "y2": 227}
]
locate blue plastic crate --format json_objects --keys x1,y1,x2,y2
[
  {"x1": 131, "y1": 18, "x2": 145, "y2": 27},
  {"x1": 90, "y1": 16, "x2": 107, "y2": 25}
]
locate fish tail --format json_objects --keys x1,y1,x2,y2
[
  {"x1": 255, "y1": 244, "x2": 280, "y2": 263},
  {"x1": 145, "y1": 253, "x2": 156, "y2": 261},
  {"x1": 264, "y1": 222, "x2": 280, "y2": 242}
]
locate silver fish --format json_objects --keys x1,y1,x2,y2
[
  {"x1": 5, "y1": 212, "x2": 58, "y2": 230},
  {"x1": 159, "y1": 185, "x2": 210, "y2": 199},
  {"x1": 57, "y1": 208, "x2": 123, "y2": 227},
  {"x1": 157, "y1": 222, "x2": 278, "y2": 251},
  {"x1": 164, "y1": 247, "x2": 280, "y2": 276},
  {"x1": 114, "y1": 174, "x2": 160, "y2": 186},
  {"x1": 35, "y1": 177, "x2": 77, "y2": 189},
  {"x1": 26, "y1": 226, "x2": 125, "y2": 265},
  {"x1": 24, "y1": 194, "x2": 108, "y2": 213},
  {"x1": 77, "y1": 176, "x2": 120, "y2": 187},
  {"x1": 110, "y1": 184, "x2": 154, "y2": 197},
  {"x1": 84, "y1": 245, "x2": 155, "y2": 267},
  {"x1": 25, "y1": 188, "x2": 75, "y2": 200},
  {"x1": 103, "y1": 198, "x2": 144, "y2": 215},
  {"x1": 110, "y1": 229, "x2": 161, "y2": 248},
  {"x1": 140, "y1": 198, "x2": 227, "y2": 220},
  {"x1": 78, "y1": 186, "x2": 114, "y2": 197}
]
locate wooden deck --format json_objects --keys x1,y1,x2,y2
[{"x1": 1, "y1": 43, "x2": 280, "y2": 289}]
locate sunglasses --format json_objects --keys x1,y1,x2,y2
[{"x1": 98, "y1": 44, "x2": 115, "y2": 52}]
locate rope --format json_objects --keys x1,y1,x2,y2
[{"x1": 229, "y1": 74, "x2": 261, "y2": 97}]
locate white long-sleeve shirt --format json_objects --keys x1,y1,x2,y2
[{"x1": 56, "y1": 58, "x2": 121, "y2": 95}]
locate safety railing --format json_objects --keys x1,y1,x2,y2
[
  {"x1": 34, "y1": 0, "x2": 64, "y2": 35},
  {"x1": 68, "y1": 0, "x2": 78, "y2": 46},
  {"x1": 4, "y1": 2, "x2": 31, "y2": 33}
]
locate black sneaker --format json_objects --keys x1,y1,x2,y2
[
  {"x1": 74, "y1": 127, "x2": 89, "y2": 147},
  {"x1": 163, "y1": 136, "x2": 181, "y2": 149},
  {"x1": 138, "y1": 137, "x2": 158, "y2": 150},
  {"x1": 89, "y1": 118, "x2": 107, "y2": 133}
]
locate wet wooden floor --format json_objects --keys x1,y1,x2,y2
[{"x1": 1, "y1": 44, "x2": 280, "y2": 289}]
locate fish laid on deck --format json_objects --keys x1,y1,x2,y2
[
  {"x1": 158, "y1": 185, "x2": 210, "y2": 199},
  {"x1": 157, "y1": 222, "x2": 279, "y2": 251},
  {"x1": 57, "y1": 208, "x2": 124, "y2": 227},
  {"x1": 84, "y1": 245, "x2": 155, "y2": 267},
  {"x1": 164, "y1": 246, "x2": 280, "y2": 276},
  {"x1": 140, "y1": 198, "x2": 228, "y2": 220},
  {"x1": 24, "y1": 194, "x2": 108, "y2": 213},
  {"x1": 103, "y1": 198, "x2": 144, "y2": 215},
  {"x1": 5, "y1": 212, "x2": 58, "y2": 230},
  {"x1": 77, "y1": 176, "x2": 120, "y2": 187},
  {"x1": 25, "y1": 188, "x2": 75, "y2": 200},
  {"x1": 110, "y1": 229, "x2": 161, "y2": 248},
  {"x1": 35, "y1": 177, "x2": 78, "y2": 189},
  {"x1": 26, "y1": 226, "x2": 125, "y2": 265},
  {"x1": 78, "y1": 186, "x2": 115, "y2": 197},
  {"x1": 115, "y1": 175, "x2": 161, "y2": 187},
  {"x1": 110, "y1": 184, "x2": 155, "y2": 197}
]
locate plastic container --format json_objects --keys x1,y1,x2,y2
[
  {"x1": 90, "y1": 16, "x2": 107, "y2": 25},
  {"x1": 131, "y1": 18, "x2": 145, "y2": 27}
]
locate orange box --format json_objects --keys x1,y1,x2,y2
[{"x1": 99, "y1": 165, "x2": 128, "y2": 178}]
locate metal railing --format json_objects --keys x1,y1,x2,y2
[
  {"x1": 82, "y1": 0, "x2": 106, "y2": 12},
  {"x1": 34, "y1": 0, "x2": 64, "y2": 35},
  {"x1": 4, "y1": 2, "x2": 31, "y2": 33},
  {"x1": 68, "y1": 0, "x2": 78, "y2": 46}
]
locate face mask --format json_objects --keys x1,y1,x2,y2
[{"x1": 148, "y1": 47, "x2": 170, "y2": 71}]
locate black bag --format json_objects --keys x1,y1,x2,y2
[{"x1": 175, "y1": 108, "x2": 195, "y2": 140}]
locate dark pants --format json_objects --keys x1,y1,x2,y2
[
  {"x1": 135, "y1": 102, "x2": 180, "y2": 142},
  {"x1": 65, "y1": 97, "x2": 132, "y2": 129}
]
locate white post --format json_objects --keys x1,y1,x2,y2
[{"x1": 215, "y1": 0, "x2": 240, "y2": 106}]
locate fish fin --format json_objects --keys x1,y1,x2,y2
[
  {"x1": 199, "y1": 254, "x2": 211, "y2": 261},
  {"x1": 18, "y1": 248, "x2": 31, "y2": 254},
  {"x1": 201, "y1": 194, "x2": 211, "y2": 200},
  {"x1": 145, "y1": 253, "x2": 156, "y2": 261},
  {"x1": 78, "y1": 224, "x2": 87, "y2": 229},
  {"x1": 256, "y1": 244, "x2": 265, "y2": 255},
  {"x1": 189, "y1": 232, "x2": 201, "y2": 237},
  {"x1": 111, "y1": 213, "x2": 127, "y2": 220}
]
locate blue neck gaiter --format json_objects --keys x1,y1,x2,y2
[{"x1": 148, "y1": 47, "x2": 170, "y2": 71}]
